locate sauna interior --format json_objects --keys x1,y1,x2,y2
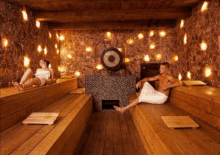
[{"x1": 1, "y1": 0, "x2": 220, "y2": 154}]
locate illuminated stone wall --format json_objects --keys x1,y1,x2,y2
[
  {"x1": 0, "y1": 1, "x2": 60, "y2": 88},
  {"x1": 173, "y1": 1, "x2": 220, "y2": 87}
]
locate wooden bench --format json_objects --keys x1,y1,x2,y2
[
  {"x1": 169, "y1": 85, "x2": 220, "y2": 130},
  {"x1": 0, "y1": 93, "x2": 93, "y2": 155},
  {"x1": 129, "y1": 85, "x2": 220, "y2": 154},
  {"x1": 0, "y1": 78, "x2": 78, "y2": 132}
]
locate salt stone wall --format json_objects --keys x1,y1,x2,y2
[
  {"x1": 60, "y1": 29, "x2": 177, "y2": 88},
  {"x1": 0, "y1": 1, "x2": 60, "y2": 88},
  {"x1": 173, "y1": 1, "x2": 220, "y2": 87}
]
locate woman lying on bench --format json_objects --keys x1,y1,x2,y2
[
  {"x1": 114, "y1": 62, "x2": 182, "y2": 113},
  {"x1": 12, "y1": 59, "x2": 56, "y2": 91}
]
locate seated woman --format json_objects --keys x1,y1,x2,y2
[{"x1": 12, "y1": 59, "x2": 56, "y2": 91}]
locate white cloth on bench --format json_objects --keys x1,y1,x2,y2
[
  {"x1": 35, "y1": 69, "x2": 50, "y2": 86},
  {"x1": 139, "y1": 82, "x2": 168, "y2": 104}
]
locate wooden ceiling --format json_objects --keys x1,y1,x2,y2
[{"x1": 9, "y1": 0, "x2": 203, "y2": 30}]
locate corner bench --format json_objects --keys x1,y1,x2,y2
[
  {"x1": 129, "y1": 85, "x2": 220, "y2": 155},
  {"x1": 1, "y1": 93, "x2": 93, "y2": 155},
  {"x1": 0, "y1": 78, "x2": 78, "y2": 132}
]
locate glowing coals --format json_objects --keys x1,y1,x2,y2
[
  {"x1": 22, "y1": 11, "x2": 28, "y2": 21},
  {"x1": 201, "y1": 41, "x2": 207, "y2": 50},
  {"x1": 187, "y1": 71, "x2": 191, "y2": 80},
  {"x1": 68, "y1": 54, "x2": 72, "y2": 59},
  {"x1": 149, "y1": 43, "x2": 155, "y2": 49},
  {"x1": 184, "y1": 34, "x2": 187, "y2": 45},
  {"x1": 180, "y1": 20, "x2": 184, "y2": 28},
  {"x1": 127, "y1": 39, "x2": 134, "y2": 45},
  {"x1": 201, "y1": 1, "x2": 208, "y2": 12},
  {"x1": 178, "y1": 73, "x2": 182, "y2": 81},
  {"x1": 159, "y1": 31, "x2": 166, "y2": 37},
  {"x1": 96, "y1": 64, "x2": 103, "y2": 70},
  {"x1": 37, "y1": 45, "x2": 42, "y2": 52},
  {"x1": 155, "y1": 54, "x2": 162, "y2": 61},
  {"x1": 44, "y1": 47, "x2": 47, "y2": 55},
  {"x1": 36, "y1": 20, "x2": 40, "y2": 28},
  {"x1": 138, "y1": 33, "x2": 144, "y2": 39},
  {"x1": 75, "y1": 71, "x2": 81, "y2": 76},
  {"x1": 205, "y1": 67, "x2": 212, "y2": 77},
  {"x1": 144, "y1": 55, "x2": 150, "y2": 61},
  {"x1": 117, "y1": 48, "x2": 123, "y2": 52},
  {"x1": 86, "y1": 47, "x2": 92, "y2": 52},
  {"x1": 106, "y1": 32, "x2": 112, "y2": 39},
  {"x1": 124, "y1": 58, "x2": 131, "y2": 63},
  {"x1": 149, "y1": 31, "x2": 154, "y2": 37},
  {"x1": 59, "y1": 36, "x2": 64, "y2": 41},
  {"x1": 24, "y1": 56, "x2": 30, "y2": 67}
]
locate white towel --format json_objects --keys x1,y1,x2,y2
[{"x1": 139, "y1": 82, "x2": 168, "y2": 104}]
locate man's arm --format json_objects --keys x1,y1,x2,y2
[
  {"x1": 164, "y1": 75, "x2": 182, "y2": 89},
  {"x1": 140, "y1": 75, "x2": 160, "y2": 83}
]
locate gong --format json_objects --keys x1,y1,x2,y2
[{"x1": 100, "y1": 47, "x2": 123, "y2": 71}]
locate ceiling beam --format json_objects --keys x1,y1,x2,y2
[
  {"x1": 35, "y1": 9, "x2": 191, "y2": 22},
  {"x1": 49, "y1": 21, "x2": 176, "y2": 30}
]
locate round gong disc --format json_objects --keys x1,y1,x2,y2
[{"x1": 101, "y1": 47, "x2": 123, "y2": 70}]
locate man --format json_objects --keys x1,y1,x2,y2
[{"x1": 113, "y1": 62, "x2": 182, "y2": 113}]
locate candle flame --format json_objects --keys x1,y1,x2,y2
[
  {"x1": 22, "y1": 11, "x2": 28, "y2": 21},
  {"x1": 24, "y1": 56, "x2": 30, "y2": 67},
  {"x1": 144, "y1": 55, "x2": 150, "y2": 61},
  {"x1": 124, "y1": 58, "x2": 130, "y2": 63},
  {"x1": 201, "y1": 41, "x2": 207, "y2": 50},
  {"x1": 180, "y1": 20, "x2": 184, "y2": 28},
  {"x1": 127, "y1": 39, "x2": 134, "y2": 44},
  {"x1": 201, "y1": 1, "x2": 208, "y2": 12},
  {"x1": 138, "y1": 33, "x2": 144, "y2": 39},
  {"x1": 205, "y1": 67, "x2": 212, "y2": 77},
  {"x1": 187, "y1": 71, "x2": 191, "y2": 80},
  {"x1": 37, "y1": 45, "x2": 42, "y2": 52},
  {"x1": 149, "y1": 31, "x2": 154, "y2": 37},
  {"x1": 178, "y1": 73, "x2": 182, "y2": 81},
  {"x1": 36, "y1": 20, "x2": 40, "y2": 28},
  {"x1": 96, "y1": 64, "x2": 103, "y2": 70},
  {"x1": 159, "y1": 31, "x2": 166, "y2": 37},
  {"x1": 75, "y1": 71, "x2": 81, "y2": 76}
]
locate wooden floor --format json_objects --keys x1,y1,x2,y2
[{"x1": 74, "y1": 111, "x2": 147, "y2": 155}]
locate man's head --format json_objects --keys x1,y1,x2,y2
[{"x1": 160, "y1": 62, "x2": 170, "y2": 74}]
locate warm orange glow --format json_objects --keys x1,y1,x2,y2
[
  {"x1": 201, "y1": 41, "x2": 207, "y2": 50},
  {"x1": 155, "y1": 54, "x2": 162, "y2": 61},
  {"x1": 149, "y1": 43, "x2": 155, "y2": 49},
  {"x1": 24, "y1": 56, "x2": 30, "y2": 67},
  {"x1": 96, "y1": 64, "x2": 103, "y2": 70},
  {"x1": 138, "y1": 33, "x2": 144, "y2": 39},
  {"x1": 159, "y1": 31, "x2": 166, "y2": 37},
  {"x1": 178, "y1": 73, "x2": 182, "y2": 81},
  {"x1": 58, "y1": 66, "x2": 66, "y2": 72},
  {"x1": 56, "y1": 34, "x2": 59, "y2": 39},
  {"x1": 149, "y1": 31, "x2": 154, "y2": 37},
  {"x1": 86, "y1": 46, "x2": 92, "y2": 52},
  {"x1": 55, "y1": 44, "x2": 58, "y2": 49},
  {"x1": 22, "y1": 11, "x2": 28, "y2": 21},
  {"x1": 36, "y1": 20, "x2": 40, "y2": 28},
  {"x1": 37, "y1": 45, "x2": 42, "y2": 52},
  {"x1": 75, "y1": 71, "x2": 81, "y2": 76},
  {"x1": 68, "y1": 54, "x2": 72, "y2": 59},
  {"x1": 144, "y1": 55, "x2": 150, "y2": 61},
  {"x1": 118, "y1": 48, "x2": 123, "y2": 52},
  {"x1": 204, "y1": 67, "x2": 212, "y2": 77},
  {"x1": 44, "y1": 47, "x2": 47, "y2": 55},
  {"x1": 57, "y1": 49, "x2": 59, "y2": 54},
  {"x1": 49, "y1": 32, "x2": 52, "y2": 38},
  {"x1": 172, "y1": 55, "x2": 178, "y2": 61},
  {"x1": 2, "y1": 39, "x2": 8, "y2": 47},
  {"x1": 127, "y1": 39, "x2": 134, "y2": 45},
  {"x1": 201, "y1": 1, "x2": 208, "y2": 12},
  {"x1": 124, "y1": 58, "x2": 131, "y2": 63},
  {"x1": 180, "y1": 19, "x2": 184, "y2": 28},
  {"x1": 184, "y1": 33, "x2": 187, "y2": 45},
  {"x1": 59, "y1": 36, "x2": 64, "y2": 41},
  {"x1": 106, "y1": 32, "x2": 112, "y2": 39},
  {"x1": 187, "y1": 71, "x2": 191, "y2": 80}
]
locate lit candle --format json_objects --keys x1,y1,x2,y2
[
  {"x1": 124, "y1": 58, "x2": 130, "y2": 63},
  {"x1": 127, "y1": 39, "x2": 134, "y2": 45},
  {"x1": 49, "y1": 32, "x2": 52, "y2": 38},
  {"x1": 205, "y1": 67, "x2": 212, "y2": 77},
  {"x1": 187, "y1": 71, "x2": 191, "y2": 80},
  {"x1": 138, "y1": 33, "x2": 144, "y2": 39},
  {"x1": 201, "y1": 41, "x2": 207, "y2": 50},
  {"x1": 149, "y1": 31, "x2": 154, "y2": 37},
  {"x1": 184, "y1": 34, "x2": 187, "y2": 45},
  {"x1": 75, "y1": 71, "x2": 81, "y2": 76},
  {"x1": 178, "y1": 73, "x2": 182, "y2": 81},
  {"x1": 37, "y1": 45, "x2": 42, "y2": 52},
  {"x1": 22, "y1": 10, "x2": 28, "y2": 21},
  {"x1": 68, "y1": 54, "x2": 72, "y2": 59},
  {"x1": 3, "y1": 39, "x2": 8, "y2": 47},
  {"x1": 44, "y1": 47, "x2": 47, "y2": 55},
  {"x1": 159, "y1": 31, "x2": 166, "y2": 37},
  {"x1": 36, "y1": 20, "x2": 40, "y2": 28},
  {"x1": 24, "y1": 56, "x2": 30, "y2": 67},
  {"x1": 96, "y1": 64, "x2": 103, "y2": 70},
  {"x1": 57, "y1": 49, "x2": 59, "y2": 54},
  {"x1": 144, "y1": 55, "x2": 150, "y2": 61},
  {"x1": 59, "y1": 36, "x2": 64, "y2": 41},
  {"x1": 155, "y1": 54, "x2": 162, "y2": 61},
  {"x1": 201, "y1": 1, "x2": 208, "y2": 12},
  {"x1": 180, "y1": 19, "x2": 184, "y2": 28},
  {"x1": 55, "y1": 44, "x2": 58, "y2": 49},
  {"x1": 173, "y1": 55, "x2": 178, "y2": 61},
  {"x1": 150, "y1": 43, "x2": 155, "y2": 49},
  {"x1": 106, "y1": 32, "x2": 111, "y2": 39},
  {"x1": 86, "y1": 47, "x2": 92, "y2": 52}
]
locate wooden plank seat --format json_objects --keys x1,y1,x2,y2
[
  {"x1": 0, "y1": 93, "x2": 93, "y2": 155},
  {"x1": 0, "y1": 78, "x2": 78, "y2": 132},
  {"x1": 169, "y1": 85, "x2": 220, "y2": 130},
  {"x1": 129, "y1": 94, "x2": 220, "y2": 155}
]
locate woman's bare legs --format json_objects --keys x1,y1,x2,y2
[
  {"x1": 114, "y1": 96, "x2": 140, "y2": 113},
  {"x1": 20, "y1": 68, "x2": 34, "y2": 84},
  {"x1": 12, "y1": 78, "x2": 41, "y2": 91}
]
